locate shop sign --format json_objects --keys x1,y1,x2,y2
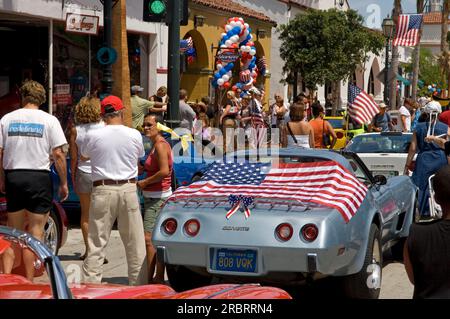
[
  {"x1": 53, "y1": 94, "x2": 72, "y2": 106},
  {"x1": 216, "y1": 50, "x2": 240, "y2": 63},
  {"x1": 55, "y1": 84, "x2": 70, "y2": 95},
  {"x1": 65, "y1": 13, "x2": 99, "y2": 35}
]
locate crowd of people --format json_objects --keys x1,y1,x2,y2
[{"x1": 0, "y1": 79, "x2": 449, "y2": 298}]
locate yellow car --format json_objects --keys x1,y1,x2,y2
[{"x1": 324, "y1": 116, "x2": 365, "y2": 149}]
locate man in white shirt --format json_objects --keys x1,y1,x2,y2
[
  {"x1": 399, "y1": 98, "x2": 413, "y2": 132},
  {"x1": 0, "y1": 80, "x2": 68, "y2": 281},
  {"x1": 81, "y1": 95, "x2": 147, "y2": 286}
]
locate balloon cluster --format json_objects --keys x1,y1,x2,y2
[
  {"x1": 212, "y1": 17, "x2": 258, "y2": 95},
  {"x1": 427, "y1": 83, "x2": 442, "y2": 95}
]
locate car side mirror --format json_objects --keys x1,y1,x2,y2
[{"x1": 373, "y1": 175, "x2": 387, "y2": 186}]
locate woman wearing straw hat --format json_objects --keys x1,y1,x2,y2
[{"x1": 405, "y1": 101, "x2": 450, "y2": 220}]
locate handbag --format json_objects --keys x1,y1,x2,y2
[{"x1": 322, "y1": 120, "x2": 331, "y2": 147}]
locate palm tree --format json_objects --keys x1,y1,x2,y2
[
  {"x1": 112, "y1": 0, "x2": 132, "y2": 127},
  {"x1": 411, "y1": 0, "x2": 425, "y2": 100},
  {"x1": 390, "y1": 0, "x2": 402, "y2": 109},
  {"x1": 441, "y1": 0, "x2": 450, "y2": 96}
]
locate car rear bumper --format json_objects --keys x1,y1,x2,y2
[{"x1": 156, "y1": 241, "x2": 358, "y2": 278}]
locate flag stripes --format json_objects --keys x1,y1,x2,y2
[
  {"x1": 393, "y1": 14, "x2": 423, "y2": 47},
  {"x1": 347, "y1": 84, "x2": 379, "y2": 125},
  {"x1": 170, "y1": 161, "x2": 368, "y2": 222}
]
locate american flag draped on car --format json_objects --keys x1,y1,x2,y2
[
  {"x1": 170, "y1": 161, "x2": 368, "y2": 222},
  {"x1": 347, "y1": 84, "x2": 379, "y2": 125},
  {"x1": 393, "y1": 14, "x2": 423, "y2": 47}
]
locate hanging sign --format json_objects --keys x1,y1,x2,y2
[
  {"x1": 216, "y1": 50, "x2": 240, "y2": 64},
  {"x1": 65, "y1": 13, "x2": 99, "y2": 35}
]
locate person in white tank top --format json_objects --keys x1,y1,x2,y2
[
  {"x1": 69, "y1": 96, "x2": 105, "y2": 261},
  {"x1": 281, "y1": 103, "x2": 314, "y2": 148}
]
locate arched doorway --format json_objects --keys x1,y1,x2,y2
[
  {"x1": 180, "y1": 30, "x2": 209, "y2": 101},
  {"x1": 367, "y1": 69, "x2": 375, "y2": 95},
  {"x1": 370, "y1": 57, "x2": 382, "y2": 99}
]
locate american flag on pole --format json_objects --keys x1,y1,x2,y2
[
  {"x1": 180, "y1": 37, "x2": 193, "y2": 53},
  {"x1": 393, "y1": 14, "x2": 423, "y2": 47},
  {"x1": 170, "y1": 161, "x2": 368, "y2": 222},
  {"x1": 347, "y1": 84, "x2": 380, "y2": 125}
]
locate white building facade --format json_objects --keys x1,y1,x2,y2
[
  {"x1": 0, "y1": 0, "x2": 168, "y2": 104},
  {"x1": 233, "y1": 0, "x2": 386, "y2": 108}
]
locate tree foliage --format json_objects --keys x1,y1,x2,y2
[
  {"x1": 404, "y1": 48, "x2": 443, "y2": 95},
  {"x1": 278, "y1": 9, "x2": 384, "y2": 91}
]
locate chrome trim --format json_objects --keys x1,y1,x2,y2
[
  {"x1": 307, "y1": 253, "x2": 317, "y2": 273},
  {"x1": 156, "y1": 246, "x2": 166, "y2": 263},
  {"x1": 0, "y1": 226, "x2": 73, "y2": 299}
]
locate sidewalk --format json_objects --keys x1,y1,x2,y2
[{"x1": 58, "y1": 228, "x2": 413, "y2": 298}]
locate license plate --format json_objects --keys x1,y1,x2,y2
[
  {"x1": 372, "y1": 170, "x2": 398, "y2": 177},
  {"x1": 211, "y1": 248, "x2": 257, "y2": 273}
]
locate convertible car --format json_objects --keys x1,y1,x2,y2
[
  {"x1": 152, "y1": 147, "x2": 418, "y2": 298},
  {"x1": 0, "y1": 196, "x2": 68, "y2": 255},
  {"x1": 0, "y1": 226, "x2": 291, "y2": 299},
  {"x1": 345, "y1": 132, "x2": 413, "y2": 178},
  {"x1": 52, "y1": 138, "x2": 215, "y2": 212}
]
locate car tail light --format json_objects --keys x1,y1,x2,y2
[
  {"x1": 184, "y1": 219, "x2": 200, "y2": 237},
  {"x1": 301, "y1": 224, "x2": 319, "y2": 242},
  {"x1": 275, "y1": 223, "x2": 293, "y2": 241},
  {"x1": 336, "y1": 131, "x2": 344, "y2": 139},
  {"x1": 162, "y1": 218, "x2": 177, "y2": 235}
]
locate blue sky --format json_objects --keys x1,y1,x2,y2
[{"x1": 348, "y1": 0, "x2": 418, "y2": 29}]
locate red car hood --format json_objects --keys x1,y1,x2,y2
[{"x1": 0, "y1": 274, "x2": 291, "y2": 299}]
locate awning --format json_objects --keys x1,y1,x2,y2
[{"x1": 396, "y1": 74, "x2": 411, "y2": 86}]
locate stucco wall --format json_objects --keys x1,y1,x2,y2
[{"x1": 180, "y1": 4, "x2": 273, "y2": 106}]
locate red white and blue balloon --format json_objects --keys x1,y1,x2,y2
[{"x1": 212, "y1": 17, "x2": 260, "y2": 95}]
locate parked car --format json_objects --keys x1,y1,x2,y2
[
  {"x1": 324, "y1": 116, "x2": 365, "y2": 149},
  {"x1": 51, "y1": 137, "x2": 215, "y2": 212},
  {"x1": 0, "y1": 196, "x2": 68, "y2": 255},
  {"x1": 345, "y1": 132, "x2": 413, "y2": 178},
  {"x1": 0, "y1": 226, "x2": 292, "y2": 300},
  {"x1": 152, "y1": 147, "x2": 418, "y2": 298}
]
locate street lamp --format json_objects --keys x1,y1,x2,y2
[
  {"x1": 194, "y1": 15, "x2": 205, "y2": 28},
  {"x1": 382, "y1": 16, "x2": 395, "y2": 104}
]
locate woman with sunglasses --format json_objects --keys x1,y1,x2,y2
[{"x1": 137, "y1": 113, "x2": 173, "y2": 284}]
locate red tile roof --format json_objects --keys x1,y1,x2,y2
[
  {"x1": 423, "y1": 12, "x2": 450, "y2": 24},
  {"x1": 191, "y1": 0, "x2": 275, "y2": 24}
]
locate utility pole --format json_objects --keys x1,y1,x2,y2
[
  {"x1": 166, "y1": 0, "x2": 181, "y2": 129},
  {"x1": 102, "y1": 0, "x2": 114, "y2": 95}
]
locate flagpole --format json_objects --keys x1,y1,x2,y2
[{"x1": 345, "y1": 112, "x2": 350, "y2": 145}]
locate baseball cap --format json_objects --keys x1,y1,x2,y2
[
  {"x1": 101, "y1": 95, "x2": 124, "y2": 115},
  {"x1": 131, "y1": 85, "x2": 144, "y2": 92},
  {"x1": 378, "y1": 102, "x2": 387, "y2": 108}
]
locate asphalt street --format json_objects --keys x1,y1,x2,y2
[{"x1": 58, "y1": 228, "x2": 414, "y2": 299}]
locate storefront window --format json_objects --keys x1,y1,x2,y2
[{"x1": 53, "y1": 23, "x2": 103, "y2": 136}]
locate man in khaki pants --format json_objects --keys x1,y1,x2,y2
[{"x1": 81, "y1": 95, "x2": 147, "y2": 285}]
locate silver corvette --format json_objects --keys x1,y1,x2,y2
[{"x1": 152, "y1": 148, "x2": 418, "y2": 298}]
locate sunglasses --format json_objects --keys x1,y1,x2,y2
[{"x1": 143, "y1": 123, "x2": 154, "y2": 128}]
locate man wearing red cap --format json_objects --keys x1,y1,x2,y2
[{"x1": 80, "y1": 95, "x2": 147, "y2": 285}]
